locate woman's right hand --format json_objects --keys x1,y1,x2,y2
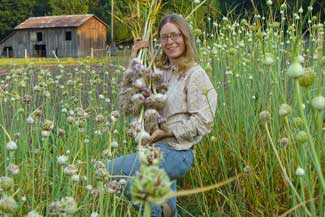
[{"x1": 131, "y1": 38, "x2": 149, "y2": 58}]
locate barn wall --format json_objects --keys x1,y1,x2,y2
[
  {"x1": 0, "y1": 31, "x2": 28, "y2": 58},
  {"x1": 0, "y1": 28, "x2": 80, "y2": 58},
  {"x1": 44, "y1": 28, "x2": 79, "y2": 57},
  {"x1": 78, "y1": 17, "x2": 107, "y2": 57},
  {"x1": 0, "y1": 16, "x2": 107, "y2": 58}
]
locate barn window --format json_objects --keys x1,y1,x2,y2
[
  {"x1": 37, "y1": 32, "x2": 43, "y2": 41},
  {"x1": 31, "y1": 32, "x2": 37, "y2": 41},
  {"x1": 65, "y1": 31, "x2": 72, "y2": 41}
]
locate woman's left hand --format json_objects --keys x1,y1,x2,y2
[{"x1": 149, "y1": 129, "x2": 171, "y2": 144}]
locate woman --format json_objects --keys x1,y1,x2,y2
[{"x1": 108, "y1": 13, "x2": 217, "y2": 217}]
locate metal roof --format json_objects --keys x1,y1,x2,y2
[{"x1": 15, "y1": 14, "x2": 108, "y2": 29}]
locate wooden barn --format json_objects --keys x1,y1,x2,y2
[{"x1": 0, "y1": 14, "x2": 108, "y2": 58}]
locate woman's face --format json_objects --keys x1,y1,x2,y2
[{"x1": 159, "y1": 22, "x2": 185, "y2": 63}]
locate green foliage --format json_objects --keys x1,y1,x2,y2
[
  {"x1": 0, "y1": 0, "x2": 36, "y2": 40},
  {"x1": 33, "y1": 0, "x2": 51, "y2": 16},
  {"x1": 49, "y1": 0, "x2": 89, "y2": 15}
]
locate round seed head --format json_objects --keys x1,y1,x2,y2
[
  {"x1": 66, "y1": 116, "x2": 74, "y2": 125},
  {"x1": 293, "y1": 117, "x2": 303, "y2": 128},
  {"x1": 279, "y1": 103, "x2": 292, "y2": 117},
  {"x1": 0, "y1": 196, "x2": 18, "y2": 214},
  {"x1": 57, "y1": 155, "x2": 69, "y2": 165},
  {"x1": 298, "y1": 68, "x2": 316, "y2": 88},
  {"x1": 71, "y1": 174, "x2": 80, "y2": 183},
  {"x1": 22, "y1": 95, "x2": 32, "y2": 104},
  {"x1": 138, "y1": 146, "x2": 163, "y2": 166},
  {"x1": 0, "y1": 176, "x2": 14, "y2": 191},
  {"x1": 7, "y1": 164, "x2": 19, "y2": 176},
  {"x1": 60, "y1": 196, "x2": 78, "y2": 215},
  {"x1": 295, "y1": 167, "x2": 305, "y2": 176},
  {"x1": 42, "y1": 119, "x2": 54, "y2": 131},
  {"x1": 105, "y1": 180, "x2": 122, "y2": 193},
  {"x1": 263, "y1": 53, "x2": 274, "y2": 65},
  {"x1": 57, "y1": 128, "x2": 65, "y2": 137},
  {"x1": 279, "y1": 137, "x2": 289, "y2": 147},
  {"x1": 297, "y1": 55, "x2": 305, "y2": 63},
  {"x1": 41, "y1": 130, "x2": 51, "y2": 137},
  {"x1": 90, "y1": 212, "x2": 99, "y2": 217},
  {"x1": 259, "y1": 110, "x2": 271, "y2": 121},
  {"x1": 287, "y1": 62, "x2": 304, "y2": 78},
  {"x1": 311, "y1": 95, "x2": 325, "y2": 110},
  {"x1": 6, "y1": 141, "x2": 17, "y2": 151},
  {"x1": 295, "y1": 131, "x2": 308, "y2": 144},
  {"x1": 95, "y1": 114, "x2": 105, "y2": 124},
  {"x1": 26, "y1": 116, "x2": 34, "y2": 125},
  {"x1": 26, "y1": 210, "x2": 43, "y2": 217},
  {"x1": 131, "y1": 166, "x2": 172, "y2": 205},
  {"x1": 112, "y1": 140, "x2": 119, "y2": 148},
  {"x1": 64, "y1": 164, "x2": 78, "y2": 176}
]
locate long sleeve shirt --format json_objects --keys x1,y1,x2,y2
[{"x1": 154, "y1": 64, "x2": 217, "y2": 150}]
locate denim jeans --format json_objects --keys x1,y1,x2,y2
[{"x1": 107, "y1": 143, "x2": 194, "y2": 217}]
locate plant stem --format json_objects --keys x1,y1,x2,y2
[
  {"x1": 295, "y1": 80, "x2": 325, "y2": 192},
  {"x1": 264, "y1": 122, "x2": 311, "y2": 216}
]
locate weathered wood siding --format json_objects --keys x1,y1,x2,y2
[
  {"x1": 0, "y1": 17, "x2": 107, "y2": 58},
  {"x1": 0, "y1": 28, "x2": 79, "y2": 57},
  {"x1": 77, "y1": 17, "x2": 107, "y2": 56}
]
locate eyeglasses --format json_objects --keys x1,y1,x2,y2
[{"x1": 159, "y1": 32, "x2": 182, "y2": 42}]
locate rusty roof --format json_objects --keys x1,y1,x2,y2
[{"x1": 15, "y1": 14, "x2": 108, "y2": 29}]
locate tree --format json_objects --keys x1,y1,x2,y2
[
  {"x1": 0, "y1": 0, "x2": 36, "y2": 40},
  {"x1": 33, "y1": 0, "x2": 51, "y2": 16},
  {"x1": 49, "y1": 0, "x2": 89, "y2": 15}
]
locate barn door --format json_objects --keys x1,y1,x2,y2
[
  {"x1": 2, "y1": 47, "x2": 13, "y2": 57},
  {"x1": 34, "y1": 44, "x2": 47, "y2": 57}
]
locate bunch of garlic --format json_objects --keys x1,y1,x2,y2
[{"x1": 119, "y1": 58, "x2": 168, "y2": 145}]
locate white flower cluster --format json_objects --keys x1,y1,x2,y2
[
  {"x1": 0, "y1": 177, "x2": 17, "y2": 214},
  {"x1": 48, "y1": 196, "x2": 78, "y2": 216}
]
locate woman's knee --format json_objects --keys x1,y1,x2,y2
[{"x1": 107, "y1": 153, "x2": 140, "y2": 176}]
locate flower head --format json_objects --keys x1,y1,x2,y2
[
  {"x1": 131, "y1": 166, "x2": 172, "y2": 205},
  {"x1": 26, "y1": 210, "x2": 43, "y2": 217},
  {"x1": 311, "y1": 95, "x2": 325, "y2": 110},
  {"x1": 57, "y1": 155, "x2": 69, "y2": 165},
  {"x1": 0, "y1": 196, "x2": 18, "y2": 214},
  {"x1": 138, "y1": 146, "x2": 163, "y2": 166},
  {"x1": 287, "y1": 62, "x2": 304, "y2": 78},
  {"x1": 7, "y1": 164, "x2": 19, "y2": 176},
  {"x1": 64, "y1": 164, "x2": 78, "y2": 176},
  {"x1": 259, "y1": 110, "x2": 271, "y2": 122},
  {"x1": 0, "y1": 176, "x2": 14, "y2": 191},
  {"x1": 6, "y1": 141, "x2": 17, "y2": 151},
  {"x1": 279, "y1": 104, "x2": 292, "y2": 117},
  {"x1": 295, "y1": 167, "x2": 305, "y2": 176},
  {"x1": 105, "y1": 180, "x2": 122, "y2": 193}
]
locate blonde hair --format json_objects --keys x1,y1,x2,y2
[{"x1": 156, "y1": 13, "x2": 198, "y2": 73}]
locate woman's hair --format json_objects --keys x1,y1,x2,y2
[{"x1": 156, "y1": 13, "x2": 197, "y2": 73}]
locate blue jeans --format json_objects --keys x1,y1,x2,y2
[{"x1": 107, "y1": 143, "x2": 194, "y2": 217}]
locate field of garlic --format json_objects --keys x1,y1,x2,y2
[{"x1": 1, "y1": 5, "x2": 325, "y2": 217}]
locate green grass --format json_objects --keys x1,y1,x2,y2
[{"x1": 0, "y1": 56, "x2": 130, "y2": 66}]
